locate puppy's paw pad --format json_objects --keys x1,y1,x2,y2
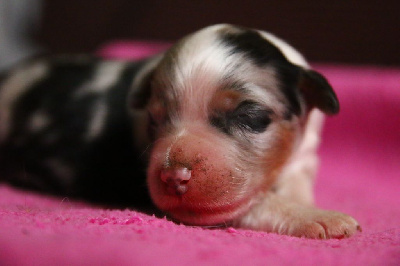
[{"x1": 288, "y1": 210, "x2": 361, "y2": 239}]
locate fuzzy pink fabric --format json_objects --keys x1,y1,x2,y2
[{"x1": 1, "y1": 43, "x2": 399, "y2": 265}]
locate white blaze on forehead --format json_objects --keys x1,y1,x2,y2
[
  {"x1": 176, "y1": 37, "x2": 233, "y2": 86},
  {"x1": 75, "y1": 61, "x2": 127, "y2": 97},
  {"x1": 160, "y1": 25, "x2": 239, "y2": 119},
  {"x1": 0, "y1": 61, "x2": 49, "y2": 141}
]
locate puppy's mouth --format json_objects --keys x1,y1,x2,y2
[{"x1": 157, "y1": 195, "x2": 254, "y2": 226}]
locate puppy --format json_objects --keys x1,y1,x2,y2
[{"x1": 0, "y1": 24, "x2": 360, "y2": 239}]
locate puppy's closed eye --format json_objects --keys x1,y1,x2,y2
[
  {"x1": 233, "y1": 101, "x2": 272, "y2": 133},
  {"x1": 211, "y1": 100, "x2": 272, "y2": 135}
]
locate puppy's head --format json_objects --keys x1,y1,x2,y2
[{"x1": 129, "y1": 24, "x2": 339, "y2": 225}]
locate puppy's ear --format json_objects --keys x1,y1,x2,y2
[
  {"x1": 298, "y1": 69, "x2": 339, "y2": 115},
  {"x1": 128, "y1": 54, "x2": 163, "y2": 110}
]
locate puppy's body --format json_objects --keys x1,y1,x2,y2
[
  {"x1": 0, "y1": 24, "x2": 360, "y2": 238},
  {"x1": 0, "y1": 57, "x2": 152, "y2": 206}
]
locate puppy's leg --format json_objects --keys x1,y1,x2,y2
[{"x1": 236, "y1": 193, "x2": 361, "y2": 239}]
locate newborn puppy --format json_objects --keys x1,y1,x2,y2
[{"x1": 0, "y1": 24, "x2": 361, "y2": 239}]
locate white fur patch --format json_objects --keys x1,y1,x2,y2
[
  {"x1": 85, "y1": 99, "x2": 108, "y2": 141},
  {"x1": 258, "y1": 31, "x2": 309, "y2": 68},
  {"x1": 0, "y1": 61, "x2": 49, "y2": 141},
  {"x1": 168, "y1": 30, "x2": 237, "y2": 114},
  {"x1": 75, "y1": 61, "x2": 127, "y2": 97}
]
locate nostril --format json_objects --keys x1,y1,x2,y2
[
  {"x1": 160, "y1": 167, "x2": 191, "y2": 195},
  {"x1": 174, "y1": 167, "x2": 191, "y2": 183},
  {"x1": 179, "y1": 179, "x2": 189, "y2": 185},
  {"x1": 160, "y1": 167, "x2": 191, "y2": 183}
]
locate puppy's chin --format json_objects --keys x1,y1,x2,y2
[
  {"x1": 148, "y1": 176, "x2": 256, "y2": 225},
  {"x1": 162, "y1": 199, "x2": 254, "y2": 226}
]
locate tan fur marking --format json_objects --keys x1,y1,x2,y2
[{"x1": 260, "y1": 124, "x2": 296, "y2": 191}]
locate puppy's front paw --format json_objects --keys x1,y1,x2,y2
[{"x1": 286, "y1": 209, "x2": 361, "y2": 239}]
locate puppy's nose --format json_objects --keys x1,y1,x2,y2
[{"x1": 160, "y1": 167, "x2": 191, "y2": 195}]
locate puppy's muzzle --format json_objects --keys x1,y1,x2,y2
[
  {"x1": 147, "y1": 126, "x2": 253, "y2": 225},
  {"x1": 160, "y1": 167, "x2": 191, "y2": 195}
]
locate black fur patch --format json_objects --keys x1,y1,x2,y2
[
  {"x1": 220, "y1": 29, "x2": 287, "y2": 66},
  {"x1": 0, "y1": 57, "x2": 153, "y2": 207},
  {"x1": 220, "y1": 29, "x2": 302, "y2": 117},
  {"x1": 276, "y1": 63, "x2": 302, "y2": 116},
  {"x1": 299, "y1": 69, "x2": 339, "y2": 114}
]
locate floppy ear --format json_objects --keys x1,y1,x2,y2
[
  {"x1": 128, "y1": 54, "x2": 164, "y2": 111},
  {"x1": 298, "y1": 69, "x2": 340, "y2": 115}
]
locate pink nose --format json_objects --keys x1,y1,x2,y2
[{"x1": 160, "y1": 167, "x2": 191, "y2": 195}]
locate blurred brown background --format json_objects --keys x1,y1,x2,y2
[{"x1": 34, "y1": 0, "x2": 400, "y2": 66}]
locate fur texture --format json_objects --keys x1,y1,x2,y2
[{"x1": 0, "y1": 24, "x2": 360, "y2": 238}]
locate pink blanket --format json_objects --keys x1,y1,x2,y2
[{"x1": 1, "y1": 43, "x2": 399, "y2": 265}]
